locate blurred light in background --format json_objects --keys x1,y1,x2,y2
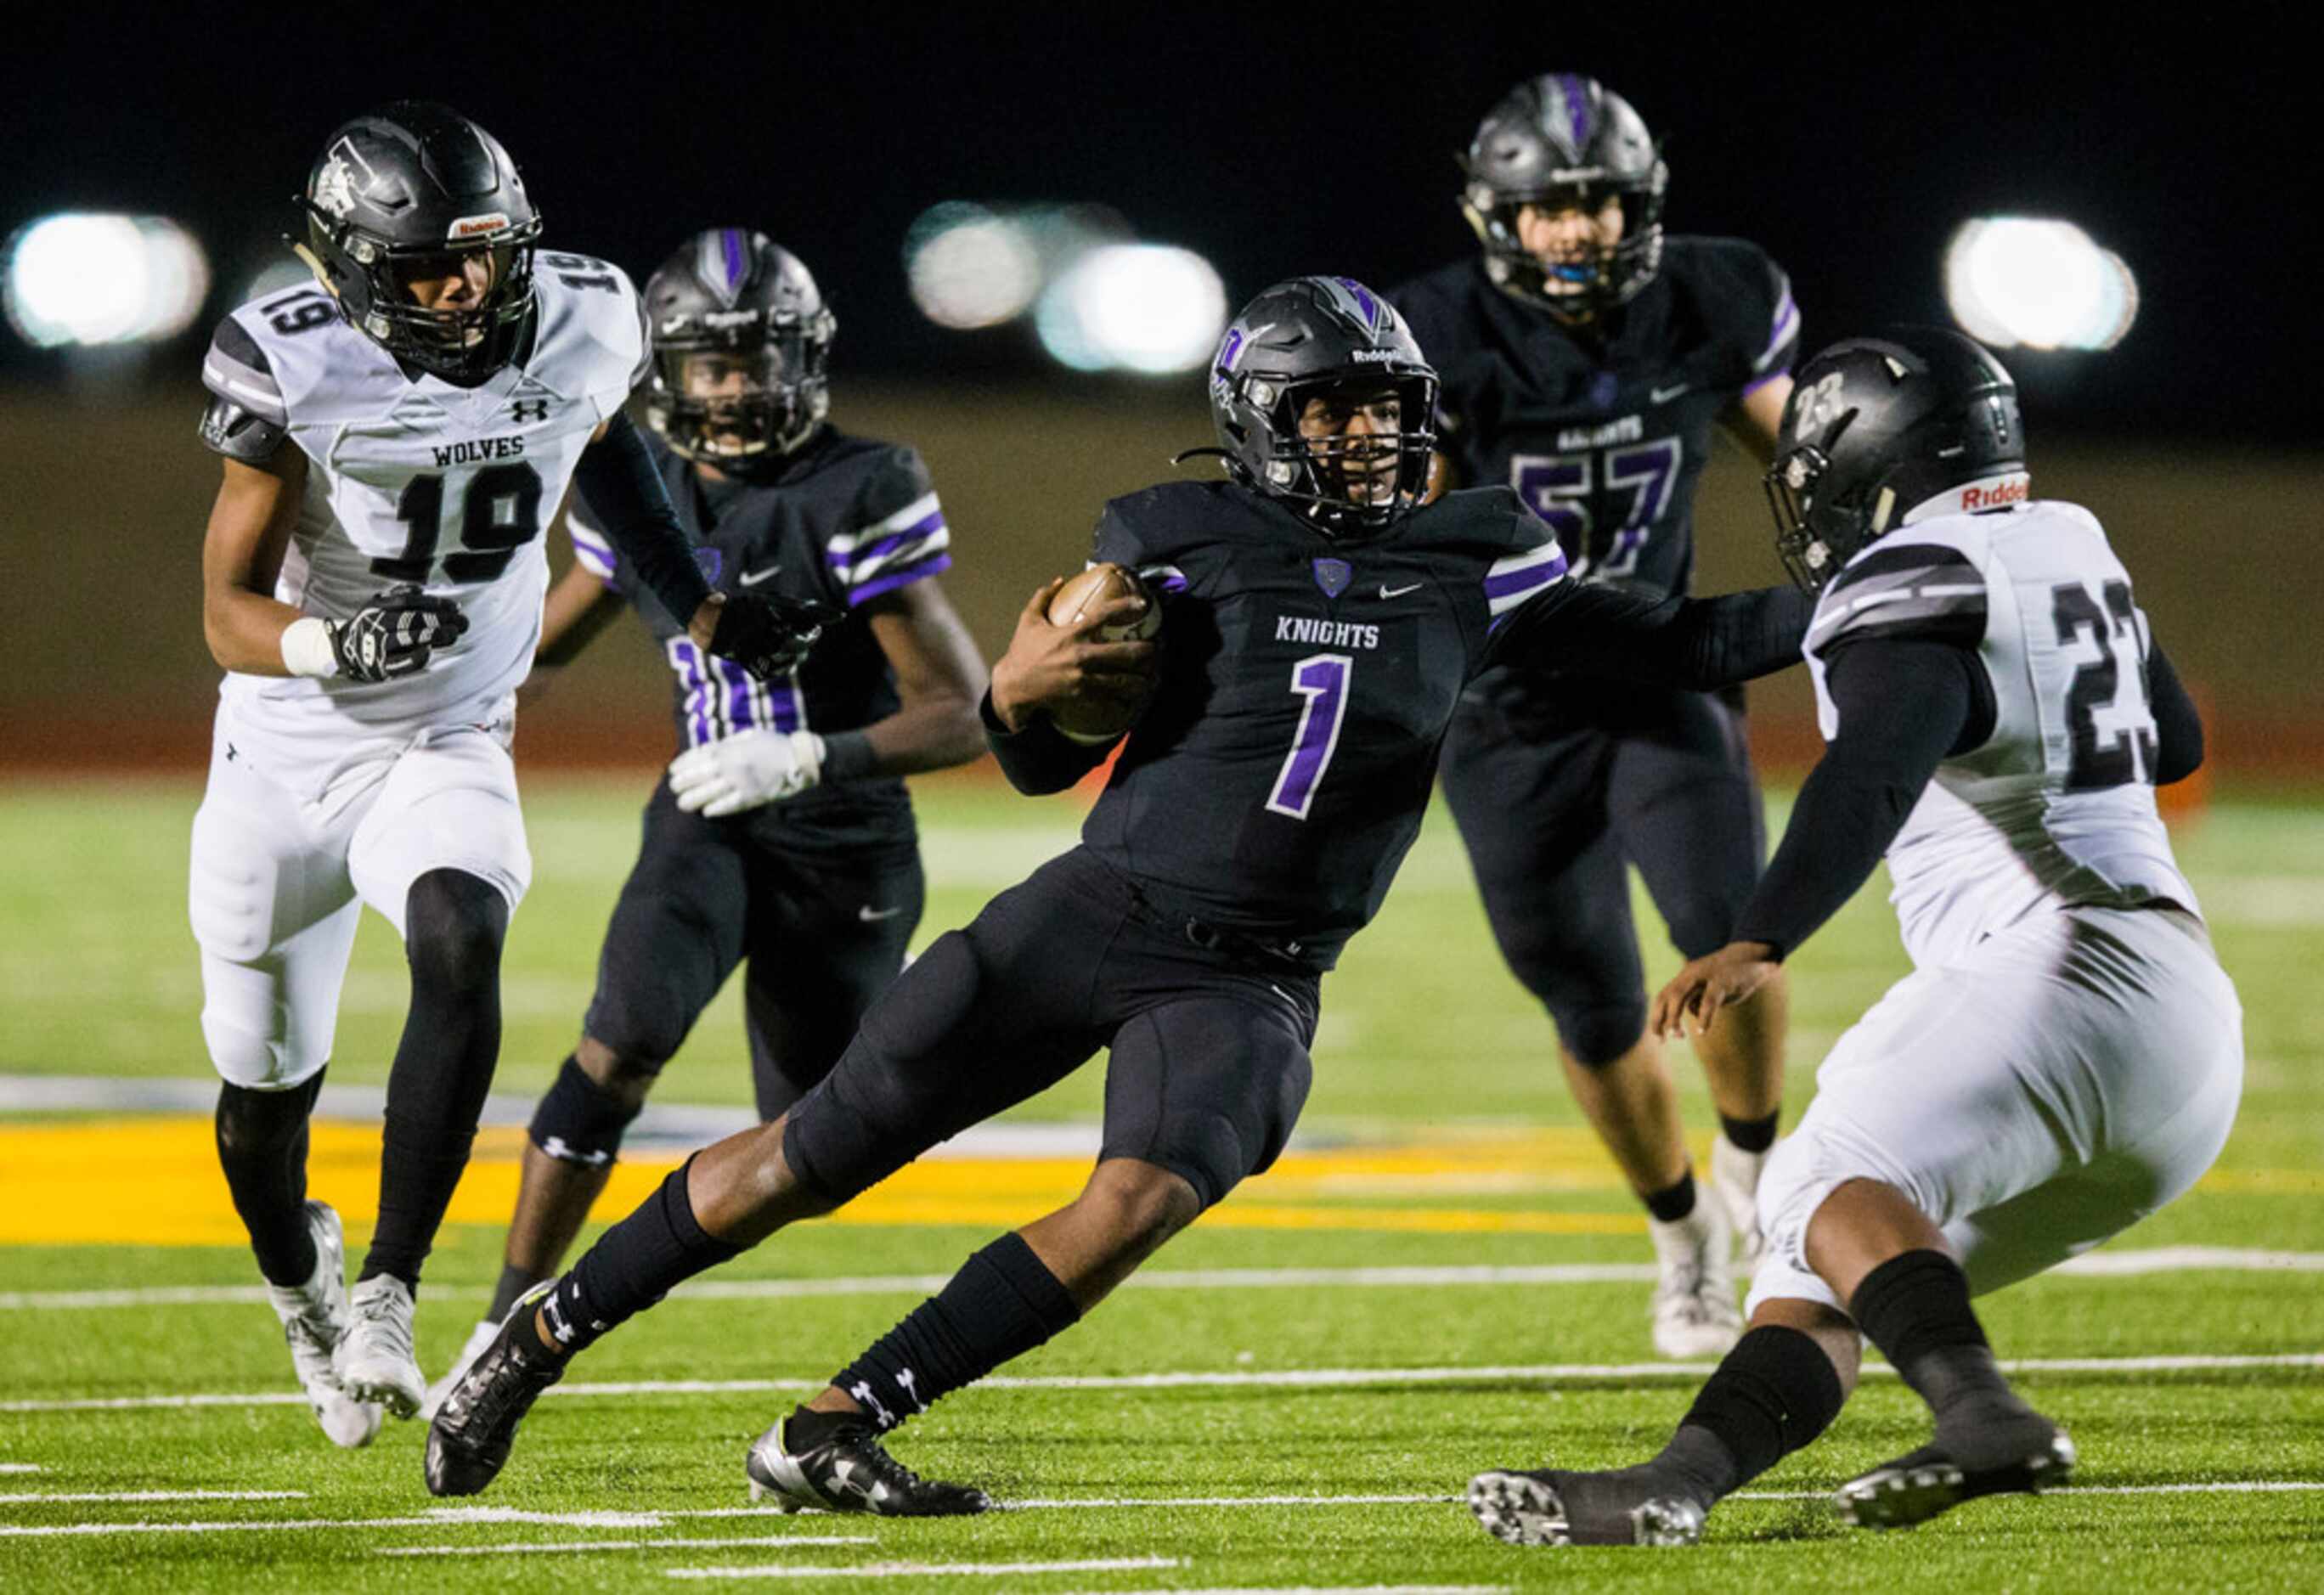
[
  {"x1": 238, "y1": 259, "x2": 313, "y2": 307},
  {"x1": 1034, "y1": 244, "x2": 1227, "y2": 375},
  {"x1": 3, "y1": 214, "x2": 211, "y2": 348},
  {"x1": 904, "y1": 202, "x2": 1042, "y2": 330},
  {"x1": 1944, "y1": 217, "x2": 2137, "y2": 352}
]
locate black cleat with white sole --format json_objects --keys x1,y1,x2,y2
[
  {"x1": 746, "y1": 1412, "x2": 991, "y2": 1516},
  {"x1": 423, "y1": 1286, "x2": 565, "y2": 1497},
  {"x1": 1836, "y1": 1421, "x2": 2077, "y2": 1529},
  {"x1": 1468, "y1": 1466, "x2": 1706, "y2": 1547}
]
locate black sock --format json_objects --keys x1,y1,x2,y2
[
  {"x1": 1643, "y1": 1169, "x2": 1697, "y2": 1224},
  {"x1": 216, "y1": 1073, "x2": 327, "y2": 1288},
  {"x1": 358, "y1": 871, "x2": 508, "y2": 1289},
  {"x1": 1660, "y1": 1324, "x2": 1847, "y2": 1501},
  {"x1": 814, "y1": 1233, "x2": 1082, "y2": 1434},
  {"x1": 1718, "y1": 1110, "x2": 1780, "y2": 1154},
  {"x1": 488, "y1": 1264, "x2": 548, "y2": 1324},
  {"x1": 1849, "y1": 1249, "x2": 2017, "y2": 1418},
  {"x1": 543, "y1": 1159, "x2": 741, "y2": 1357}
]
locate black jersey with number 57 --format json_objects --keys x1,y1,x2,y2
[
  {"x1": 1017, "y1": 479, "x2": 1808, "y2": 966},
  {"x1": 1392, "y1": 237, "x2": 1797, "y2": 598}
]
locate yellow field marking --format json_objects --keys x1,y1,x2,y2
[{"x1": 0, "y1": 1119, "x2": 1644, "y2": 1248}]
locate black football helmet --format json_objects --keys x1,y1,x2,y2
[
  {"x1": 296, "y1": 102, "x2": 541, "y2": 383},
  {"x1": 643, "y1": 230, "x2": 834, "y2": 468},
  {"x1": 1767, "y1": 327, "x2": 2028, "y2": 592},
  {"x1": 1207, "y1": 276, "x2": 1438, "y2": 537},
  {"x1": 1459, "y1": 74, "x2": 1666, "y2": 316}
]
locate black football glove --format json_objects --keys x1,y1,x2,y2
[
  {"x1": 708, "y1": 591, "x2": 834, "y2": 680},
  {"x1": 330, "y1": 585, "x2": 469, "y2": 683}
]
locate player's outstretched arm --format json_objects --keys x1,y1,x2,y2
[
  {"x1": 984, "y1": 577, "x2": 1158, "y2": 794},
  {"x1": 200, "y1": 451, "x2": 311, "y2": 674},
  {"x1": 1653, "y1": 637, "x2": 1977, "y2": 1038},
  {"x1": 1488, "y1": 578, "x2": 1813, "y2": 689},
  {"x1": 855, "y1": 578, "x2": 990, "y2": 775}
]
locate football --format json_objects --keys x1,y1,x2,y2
[{"x1": 1044, "y1": 563, "x2": 1161, "y2": 743}]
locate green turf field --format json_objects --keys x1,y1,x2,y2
[{"x1": 3, "y1": 775, "x2": 2320, "y2": 1591}]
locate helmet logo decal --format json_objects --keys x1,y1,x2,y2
[
  {"x1": 447, "y1": 212, "x2": 510, "y2": 240},
  {"x1": 1217, "y1": 327, "x2": 1245, "y2": 372},
  {"x1": 1334, "y1": 278, "x2": 1382, "y2": 330},
  {"x1": 313, "y1": 149, "x2": 360, "y2": 219},
  {"x1": 1554, "y1": 73, "x2": 1594, "y2": 150},
  {"x1": 1791, "y1": 370, "x2": 1848, "y2": 440},
  {"x1": 694, "y1": 228, "x2": 754, "y2": 310},
  {"x1": 1312, "y1": 558, "x2": 1353, "y2": 599}
]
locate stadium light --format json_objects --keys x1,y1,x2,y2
[
  {"x1": 1943, "y1": 217, "x2": 2137, "y2": 352},
  {"x1": 1034, "y1": 243, "x2": 1227, "y2": 375},
  {"x1": 904, "y1": 202, "x2": 1043, "y2": 330},
  {"x1": 3, "y1": 213, "x2": 212, "y2": 348}
]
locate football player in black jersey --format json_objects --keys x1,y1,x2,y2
[
  {"x1": 423, "y1": 274, "x2": 1814, "y2": 1508},
  {"x1": 1392, "y1": 75, "x2": 1800, "y2": 1355},
  {"x1": 421, "y1": 231, "x2": 988, "y2": 1412}
]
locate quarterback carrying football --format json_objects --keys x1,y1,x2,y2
[
  {"x1": 191, "y1": 104, "x2": 820, "y2": 1442},
  {"x1": 423, "y1": 274, "x2": 1817, "y2": 1508},
  {"x1": 1469, "y1": 328, "x2": 2242, "y2": 1547}
]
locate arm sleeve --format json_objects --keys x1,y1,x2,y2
[
  {"x1": 569, "y1": 412, "x2": 711, "y2": 623},
  {"x1": 1485, "y1": 577, "x2": 1814, "y2": 687},
  {"x1": 832, "y1": 449, "x2": 952, "y2": 607},
  {"x1": 980, "y1": 691, "x2": 1110, "y2": 795},
  {"x1": 1746, "y1": 256, "x2": 1801, "y2": 393},
  {"x1": 1733, "y1": 638, "x2": 1981, "y2": 957},
  {"x1": 2146, "y1": 637, "x2": 2203, "y2": 785}
]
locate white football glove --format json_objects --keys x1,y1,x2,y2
[{"x1": 668, "y1": 729, "x2": 826, "y2": 818}]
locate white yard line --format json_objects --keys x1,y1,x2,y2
[
  {"x1": 8, "y1": 1351, "x2": 2320, "y2": 1417},
  {"x1": 8, "y1": 1247, "x2": 2322, "y2": 1313},
  {"x1": 378, "y1": 1535, "x2": 877, "y2": 1557},
  {"x1": 666, "y1": 1558, "x2": 1179, "y2": 1582},
  {"x1": 0, "y1": 1465, "x2": 40, "y2": 1474},
  {"x1": 1733, "y1": 1480, "x2": 2324, "y2": 1502},
  {"x1": 0, "y1": 1489, "x2": 302, "y2": 1504}
]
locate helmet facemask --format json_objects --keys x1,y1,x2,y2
[
  {"x1": 1464, "y1": 178, "x2": 1664, "y2": 318},
  {"x1": 648, "y1": 312, "x2": 832, "y2": 469},
  {"x1": 1244, "y1": 372, "x2": 1439, "y2": 536},
  {"x1": 303, "y1": 206, "x2": 540, "y2": 384},
  {"x1": 1765, "y1": 439, "x2": 1876, "y2": 594}
]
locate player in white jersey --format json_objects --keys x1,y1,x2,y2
[
  {"x1": 191, "y1": 102, "x2": 825, "y2": 1445},
  {"x1": 1469, "y1": 327, "x2": 2241, "y2": 1547}
]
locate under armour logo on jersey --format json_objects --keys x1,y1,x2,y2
[{"x1": 509, "y1": 398, "x2": 550, "y2": 424}]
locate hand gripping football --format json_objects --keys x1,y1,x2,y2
[{"x1": 1044, "y1": 563, "x2": 1161, "y2": 744}]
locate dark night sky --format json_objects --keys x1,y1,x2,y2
[{"x1": 10, "y1": 9, "x2": 2292, "y2": 441}]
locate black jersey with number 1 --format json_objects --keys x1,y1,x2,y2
[{"x1": 986, "y1": 479, "x2": 1812, "y2": 967}]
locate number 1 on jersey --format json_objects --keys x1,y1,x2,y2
[{"x1": 1266, "y1": 653, "x2": 1354, "y2": 820}]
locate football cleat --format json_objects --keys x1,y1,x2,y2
[
  {"x1": 1709, "y1": 1136, "x2": 1770, "y2": 1272},
  {"x1": 333, "y1": 1273, "x2": 426, "y2": 1417},
  {"x1": 1647, "y1": 1197, "x2": 1742, "y2": 1359},
  {"x1": 1836, "y1": 1421, "x2": 2077, "y2": 1529},
  {"x1": 1468, "y1": 1466, "x2": 1705, "y2": 1547},
  {"x1": 265, "y1": 1201, "x2": 383, "y2": 1449},
  {"x1": 424, "y1": 1284, "x2": 564, "y2": 1497},
  {"x1": 745, "y1": 1412, "x2": 992, "y2": 1516},
  {"x1": 421, "y1": 1315, "x2": 505, "y2": 1421}
]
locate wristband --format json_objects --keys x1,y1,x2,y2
[
  {"x1": 280, "y1": 616, "x2": 340, "y2": 679},
  {"x1": 815, "y1": 730, "x2": 876, "y2": 783}
]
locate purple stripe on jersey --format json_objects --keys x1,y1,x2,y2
[
  {"x1": 846, "y1": 551, "x2": 952, "y2": 606},
  {"x1": 1485, "y1": 557, "x2": 1569, "y2": 602},
  {"x1": 569, "y1": 527, "x2": 617, "y2": 580},
  {"x1": 1763, "y1": 295, "x2": 1800, "y2": 361},
  {"x1": 719, "y1": 655, "x2": 756, "y2": 734},
  {"x1": 829, "y1": 524, "x2": 944, "y2": 573}
]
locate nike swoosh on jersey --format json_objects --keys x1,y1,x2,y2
[
  {"x1": 1650, "y1": 382, "x2": 1690, "y2": 404},
  {"x1": 1378, "y1": 582, "x2": 1424, "y2": 600},
  {"x1": 857, "y1": 905, "x2": 905, "y2": 922},
  {"x1": 739, "y1": 566, "x2": 783, "y2": 586}
]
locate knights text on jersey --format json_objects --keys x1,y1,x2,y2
[
  {"x1": 1803, "y1": 500, "x2": 2198, "y2": 968},
  {"x1": 1079, "y1": 480, "x2": 1565, "y2": 962},
  {"x1": 1390, "y1": 236, "x2": 1797, "y2": 598},
  {"x1": 199, "y1": 261, "x2": 647, "y2": 786},
  {"x1": 566, "y1": 426, "x2": 952, "y2": 839}
]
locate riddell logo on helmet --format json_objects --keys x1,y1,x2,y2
[
  {"x1": 1959, "y1": 476, "x2": 2030, "y2": 510},
  {"x1": 1350, "y1": 349, "x2": 1398, "y2": 363},
  {"x1": 447, "y1": 213, "x2": 511, "y2": 240}
]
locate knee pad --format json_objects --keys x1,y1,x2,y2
[
  {"x1": 202, "y1": 1004, "x2": 330, "y2": 1091},
  {"x1": 1553, "y1": 997, "x2": 1649, "y2": 1070},
  {"x1": 528, "y1": 1055, "x2": 647, "y2": 1168}
]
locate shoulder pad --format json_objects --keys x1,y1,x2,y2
[
  {"x1": 198, "y1": 393, "x2": 288, "y2": 463},
  {"x1": 832, "y1": 449, "x2": 950, "y2": 606},
  {"x1": 532, "y1": 260, "x2": 648, "y2": 409},
  {"x1": 1807, "y1": 543, "x2": 1987, "y2": 657},
  {"x1": 200, "y1": 313, "x2": 288, "y2": 426}
]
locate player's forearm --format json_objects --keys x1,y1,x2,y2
[
  {"x1": 855, "y1": 694, "x2": 989, "y2": 778},
  {"x1": 980, "y1": 691, "x2": 1109, "y2": 795},
  {"x1": 203, "y1": 586, "x2": 313, "y2": 677},
  {"x1": 572, "y1": 414, "x2": 713, "y2": 627},
  {"x1": 1489, "y1": 579, "x2": 1812, "y2": 686},
  {"x1": 1660, "y1": 587, "x2": 1815, "y2": 687}
]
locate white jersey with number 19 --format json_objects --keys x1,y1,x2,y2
[
  {"x1": 1802, "y1": 499, "x2": 2198, "y2": 971},
  {"x1": 199, "y1": 256, "x2": 646, "y2": 788}
]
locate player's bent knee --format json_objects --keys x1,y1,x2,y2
[
  {"x1": 403, "y1": 869, "x2": 510, "y2": 995},
  {"x1": 529, "y1": 1053, "x2": 648, "y2": 1168},
  {"x1": 1075, "y1": 1159, "x2": 1203, "y2": 1256},
  {"x1": 1554, "y1": 999, "x2": 1650, "y2": 1069},
  {"x1": 201, "y1": 1006, "x2": 328, "y2": 1092}
]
